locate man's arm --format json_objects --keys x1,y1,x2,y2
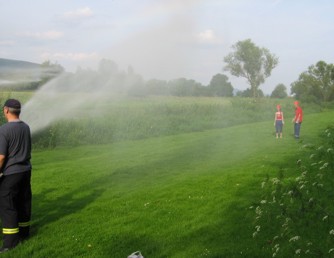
[{"x1": 0, "y1": 154, "x2": 5, "y2": 171}]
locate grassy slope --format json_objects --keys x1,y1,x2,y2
[{"x1": 3, "y1": 110, "x2": 333, "y2": 258}]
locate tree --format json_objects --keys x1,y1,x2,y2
[
  {"x1": 168, "y1": 78, "x2": 205, "y2": 97},
  {"x1": 145, "y1": 79, "x2": 169, "y2": 95},
  {"x1": 223, "y1": 39, "x2": 278, "y2": 98},
  {"x1": 40, "y1": 60, "x2": 64, "y2": 78},
  {"x1": 236, "y1": 88, "x2": 264, "y2": 98},
  {"x1": 98, "y1": 59, "x2": 118, "y2": 75},
  {"x1": 271, "y1": 83, "x2": 288, "y2": 99},
  {"x1": 208, "y1": 73, "x2": 234, "y2": 97},
  {"x1": 291, "y1": 61, "x2": 334, "y2": 102},
  {"x1": 126, "y1": 67, "x2": 146, "y2": 97},
  {"x1": 37, "y1": 60, "x2": 64, "y2": 89}
]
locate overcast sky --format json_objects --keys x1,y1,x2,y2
[{"x1": 1, "y1": 0, "x2": 333, "y2": 94}]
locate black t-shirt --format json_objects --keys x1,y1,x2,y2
[{"x1": 0, "y1": 121, "x2": 32, "y2": 175}]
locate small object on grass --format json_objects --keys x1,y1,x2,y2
[{"x1": 128, "y1": 251, "x2": 144, "y2": 258}]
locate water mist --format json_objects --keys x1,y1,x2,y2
[{"x1": 21, "y1": 69, "x2": 129, "y2": 134}]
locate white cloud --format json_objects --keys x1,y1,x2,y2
[
  {"x1": 197, "y1": 29, "x2": 222, "y2": 45},
  {"x1": 23, "y1": 31, "x2": 64, "y2": 40},
  {"x1": 62, "y1": 7, "x2": 93, "y2": 20}
]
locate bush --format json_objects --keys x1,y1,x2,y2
[{"x1": 253, "y1": 126, "x2": 334, "y2": 257}]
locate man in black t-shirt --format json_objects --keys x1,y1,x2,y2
[{"x1": 0, "y1": 99, "x2": 32, "y2": 253}]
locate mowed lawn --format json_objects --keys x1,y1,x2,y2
[{"x1": 4, "y1": 110, "x2": 333, "y2": 258}]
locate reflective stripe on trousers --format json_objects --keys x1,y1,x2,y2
[
  {"x1": 19, "y1": 221, "x2": 31, "y2": 227},
  {"x1": 3, "y1": 228, "x2": 19, "y2": 235}
]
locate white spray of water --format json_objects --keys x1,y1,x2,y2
[
  {"x1": 21, "y1": 1, "x2": 202, "y2": 134},
  {"x1": 21, "y1": 71, "x2": 120, "y2": 134},
  {"x1": 0, "y1": 65, "x2": 60, "y2": 87}
]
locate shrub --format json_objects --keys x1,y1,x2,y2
[{"x1": 253, "y1": 126, "x2": 334, "y2": 257}]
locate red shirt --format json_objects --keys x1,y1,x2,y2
[
  {"x1": 295, "y1": 106, "x2": 303, "y2": 122},
  {"x1": 276, "y1": 112, "x2": 283, "y2": 120}
]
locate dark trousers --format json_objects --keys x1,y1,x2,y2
[
  {"x1": 294, "y1": 122, "x2": 302, "y2": 138},
  {"x1": 0, "y1": 171, "x2": 31, "y2": 248}
]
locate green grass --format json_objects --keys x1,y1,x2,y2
[{"x1": 1, "y1": 107, "x2": 332, "y2": 257}]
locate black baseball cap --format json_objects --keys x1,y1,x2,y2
[{"x1": 4, "y1": 99, "x2": 21, "y2": 109}]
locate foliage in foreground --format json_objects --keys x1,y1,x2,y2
[{"x1": 253, "y1": 126, "x2": 334, "y2": 257}]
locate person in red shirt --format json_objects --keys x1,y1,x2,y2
[
  {"x1": 292, "y1": 101, "x2": 303, "y2": 139},
  {"x1": 274, "y1": 104, "x2": 284, "y2": 138}
]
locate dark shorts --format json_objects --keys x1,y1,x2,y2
[{"x1": 275, "y1": 120, "x2": 283, "y2": 133}]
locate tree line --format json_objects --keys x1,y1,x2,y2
[{"x1": 5, "y1": 39, "x2": 334, "y2": 103}]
